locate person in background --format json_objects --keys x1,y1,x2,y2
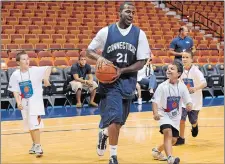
[
  {"x1": 175, "y1": 51, "x2": 207, "y2": 145},
  {"x1": 169, "y1": 26, "x2": 194, "y2": 64},
  {"x1": 70, "y1": 53, "x2": 98, "y2": 108},
  {"x1": 136, "y1": 57, "x2": 157, "y2": 105}
]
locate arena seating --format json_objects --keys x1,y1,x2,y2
[{"x1": 1, "y1": 1, "x2": 224, "y2": 109}]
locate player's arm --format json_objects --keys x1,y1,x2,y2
[
  {"x1": 168, "y1": 48, "x2": 183, "y2": 57},
  {"x1": 86, "y1": 27, "x2": 111, "y2": 68},
  {"x1": 43, "y1": 67, "x2": 52, "y2": 87},
  {"x1": 168, "y1": 39, "x2": 182, "y2": 57},
  {"x1": 8, "y1": 73, "x2": 23, "y2": 110},
  {"x1": 13, "y1": 92, "x2": 23, "y2": 110},
  {"x1": 182, "y1": 83, "x2": 193, "y2": 111},
  {"x1": 151, "y1": 84, "x2": 163, "y2": 120},
  {"x1": 189, "y1": 69, "x2": 207, "y2": 93}
]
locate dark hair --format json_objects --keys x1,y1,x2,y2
[
  {"x1": 78, "y1": 52, "x2": 86, "y2": 60},
  {"x1": 119, "y1": 1, "x2": 134, "y2": 12},
  {"x1": 172, "y1": 61, "x2": 183, "y2": 78},
  {"x1": 179, "y1": 27, "x2": 184, "y2": 33},
  {"x1": 16, "y1": 51, "x2": 27, "y2": 62}
]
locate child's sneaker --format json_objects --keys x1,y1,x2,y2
[
  {"x1": 174, "y1": 136, "x2": 185, "y2": 146},
  {"x1": 109, "y1": 155, "x2": 118, "y2": 164},
  {"x1": 191, "y1": 124, "x2": 198, "y2": 137},
  {"x1": 29, "y1": 143, "x2": 35, "y2": 154},
  {"x1": 167, "y1": 156, "x2": 180, "y2": 164},
  {"x1": 96, "y1": 130, "x2": 108, "y2": 156},
  {"x1": 34, "y1": 144, "x2": 43, "y2": 158},
  {"x1": 152, "y1": 148, "x2": 167, "y2": 161}
]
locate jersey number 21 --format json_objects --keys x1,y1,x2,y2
[{"x1": 116, "y1": 53, "x2": 127, "y2": 63}]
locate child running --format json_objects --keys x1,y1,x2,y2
[{"x1": 151, "y1": 61, "x2": 192, "y2": 164}]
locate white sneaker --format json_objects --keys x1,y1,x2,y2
[
  {"x1": 152, "y1": 148, "x2": 167, "y2": 161},
  {"x1": 34, "y1": 144, "x2": 43, "y2": 157},
  {"x1": 167, "y1": 156, "x2": 180, "y2": 164},
  {"x1": 138, "y1": 98, "x2": 142, "y2": 105},
  {"x1": 29, "y1": 143, "x2": 35, "y2": 154},
  {"x1": 96, "y1": 130, "x2": 108, "y2": 156}
]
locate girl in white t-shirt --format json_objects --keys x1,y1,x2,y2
[
  {"x1": 8, "y1": 51, "x2": 52, "y2": 157},
  {"x1": 151, "y1": 61, "x2": 192, "y2": 164},
  {"x1": 175, "y1": 51, "x2": 207, "y2": 145}
]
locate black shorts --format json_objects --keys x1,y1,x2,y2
[
  {"x1": 160, "y1": 124, "x2": 179, "y2": 138},
  {"x1": 181, "y1": 108, "x2": 199, "y2": 124}
]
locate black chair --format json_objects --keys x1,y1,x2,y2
[
  {"x1": 216, "y1": 64, "x2": 224, "y2": 91},
  {"x1": 47, "y1": 67, "x2": 69, "y2": 107},
  {"x1": 153, "y1": 65, "x2": 167, "y2": 85},
  {"x1": 5, "y1": 68, "x2": 18, "y2": 109},
  {"x1": 162, "y1": 65, "x2": 168, "y2": 76},
  {"x1": 1, "y1": 70, "x2": 16, "y2": 110},
  {"x1": 203, "y1": 64, "x2": 222, "y2": 96}
]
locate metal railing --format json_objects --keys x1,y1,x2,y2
[
  {"x1": 193, "y1": 12, "x2": 223, "y2": 41},
  {"x1": 165, "y1": 1, "x2": 184, "y2": 20}
]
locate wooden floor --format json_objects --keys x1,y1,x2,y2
[{"x1": 2, "y1": 106, "x2": 224, "y2": 164}]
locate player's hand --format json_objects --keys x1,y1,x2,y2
[
  {"x1": 18, "y1": 104, "x2": 23, "y2": 110},
  {"x1": 96, "y1": 56, "x2": 112, "y2": 69},
  {"x1": 44, "y1": 79, "x2": 51, "y2": 87},
  {"x1": 110, "y1": 67, "x2": 121, "y2": 83},
  {"x1": 188, "y1": 87, "x2": 196, "y2": 94},
  {"x1": 186, "y1": 103, "x2": 192, "y2": 111},
  {"x1": 153, "y1": 113, "x2": 162, "y2": 121},
  {"x1": 86, "y1": 80, "x2": 93, "y2": 87}
]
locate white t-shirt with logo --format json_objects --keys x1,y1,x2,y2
[
  {"x1": 8, "y1": 66, "x2": 49, "y2": 115},
  {"x1": 88, "y1": 23, "x2": 150, "y2": 60},
  {"x1": 151, "y1": 79, "x2": 192, "y2": 131},
  {"x1": 180, "y1": 65, "x2": 207, "y2": 111}
]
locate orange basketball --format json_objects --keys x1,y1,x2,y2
[{"x1": 95, "y1": 63, "x2": 117, "y2": 84}]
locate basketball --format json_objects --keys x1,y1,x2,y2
[{"x1": 95, "y1": 63, "x2": 117, "y2": 84}]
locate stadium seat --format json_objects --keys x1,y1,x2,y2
[
  {"x1": 153, "y1": 65, "x2": 167, "y2": 85},
  {"x1": 203, "y1": 64, "x2": 222, "y2": 95},
  {"x1": 1, "y1": 69, "x2": 16, "y2": 110}
]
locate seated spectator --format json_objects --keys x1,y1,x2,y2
[
  {"x1": 1, "y1": 61, "x2": 7, "y2": 70},
  {"x1": 70, "y1": 53, "x2": 98, "y2": 108},
  {"x1": 136, "y1": 58, "x2": 157, "y2": 105}
]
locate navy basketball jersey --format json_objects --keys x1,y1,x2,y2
[{"x1": 100, "y1": 24, "x2": 140, "y2": 98}]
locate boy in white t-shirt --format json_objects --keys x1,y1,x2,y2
[
  {"x1": 175, "y1": 51, "x2": 207, "y2": 145},
  {"x1": 151, "y1": 61, "x2": 192, "y2": 164},
  {"x1": 8, "y1": 51, "x2": 52, "y2": 157}
]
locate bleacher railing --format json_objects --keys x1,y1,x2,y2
[
  {"x1": 193, "y1": 12, "x2": 223, "y2": 41},
  {"x1": 165, "y1": 1, "x2": 223, "y2": 42}
]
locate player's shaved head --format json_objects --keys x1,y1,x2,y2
[{"x1": 119, "y1": 1, "x2": 134, "y2": 12}]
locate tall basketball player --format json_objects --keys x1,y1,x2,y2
[{"x1": 86, "y1": 2, "x2": 150, "y2": 164}]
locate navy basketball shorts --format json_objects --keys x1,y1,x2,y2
[
  {"x1": 98, "y1": 92, "x2": 131, "y2": 129},
  {"x1": 181, "y1": 108, "x2": 199, "y2": 124}
]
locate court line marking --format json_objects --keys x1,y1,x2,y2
[
  {"x1": 2, "y1": 125, "x2": 224, "y2": 136},
  {"x1": 1, "y1": 117, "x2": 224, "y2": 132}
]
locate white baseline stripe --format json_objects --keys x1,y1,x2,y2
[{"x1": 1, "y1": 117, "x2": 224, "y2": 132}]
